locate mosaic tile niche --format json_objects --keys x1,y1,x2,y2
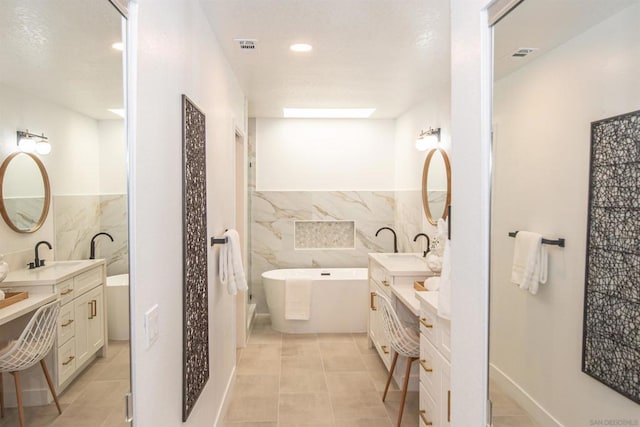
[{"x1": 294, "y1": 220, "x2": 355, "y2": 249}]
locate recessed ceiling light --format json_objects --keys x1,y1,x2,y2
[
  {"x1": 283, "y1": 108, "x2": 376, "y2": 119},
  {"x1": 108, "y1": 108, "x2": 125, "y2": 118},
  {"x1": 112, "y1": 42, "x2": 124, "y2": 51},
  {"x1": 289, "y1": 43, "x2": 312, "y2": 52}
]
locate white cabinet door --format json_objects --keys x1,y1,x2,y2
[
  {"x1": 87, "y1": 286, "x2": 105, "y2": 354},
  {"x1": 439, "y1": 353, "x2": 451, "y2": 426},
  {"x1": 74, "y1": 291, "x2": 91, "y2": 367}
]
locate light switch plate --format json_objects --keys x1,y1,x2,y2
[{"x1": 144, "y1": 304, "x2": 159, "y2": 349}]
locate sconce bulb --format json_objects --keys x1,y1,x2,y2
[
  {"x1": 415, "y1": 138, "x2": 429, "y2": 151},
  {"x1": 35, "y1": 140, "x2": 52, "y2": 155},
  {"x1": 18, "y1": 137, "x2": 36, "y2": 153}
]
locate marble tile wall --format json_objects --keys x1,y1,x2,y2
[
  {"x1": 54, "y1": 194, "x2": 128, "y2": 276},
  {"x1": 2, "y1": 197, "x2": 45, "y2": 231},
  {"x1": 250, "y1": 190, "x2": 396, "y2": 313}
]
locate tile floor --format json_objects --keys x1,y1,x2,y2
[
  {"x1": 223, "y1": 316, "x2": 419, "y2": 427},
  {"x1": 0, "y1": 340, "x2": 130, "y2": 427},
  {"x1": 489, "y1": 380, "x2": 537, "y2": 426}
]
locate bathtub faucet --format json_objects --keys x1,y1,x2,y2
[
  {"x1": 413, "y1": 233, "x2": 431, "y2": 257},
  {"x1": 90, "y1": 232, "x2": 114, "y2": 259},
  {"x1": 375, "y1": 227, "x2": 398, "y2": 253}
]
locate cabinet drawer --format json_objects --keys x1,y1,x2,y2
[
  {"x1": 438, "y1": 318, "x2": 451, "y2": 362},
  {"x1": 57, "y1": 338, "x2": 76, "y2": 386},
  {"x1": 394, "y1": 275, "x2": 429, "y2": 286},
  {"x1": 74, "y1": 266, "x2": 103, "y2": 296},
  {"x1": 57, "y1": 278, "x2": 74, "y2": 305},
  {"x1": 369, "y1": 262, "x2": 390, "y2": 287},
  {"x1": 57, "y1": 302, "x2": 75, "y2": 345},
  {"x1": 420, "y1": 334, "x2": 438, "y2": 397},
  {"x1": 419, "y1": 309, "x2": 437, "y2": 343},
  {"x1": 419, "y1": 383, "x2": 438, "y2": 427}
]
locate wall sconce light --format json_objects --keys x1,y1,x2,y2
[
  {"x1": 17, "y1": 130, "x2": 51, "y2": 155},
  {"x1": 415, "y1": 127, "x2": 441, "y2": 151}
]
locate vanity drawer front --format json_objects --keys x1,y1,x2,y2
[
  {"x1": 420, "y1": 310, "x2": 437, "y2": 344},
  {"x1": 57, "y1": 278, "x2": 74, "y2": 305},
  {"x1": 74, "y1": 266, "x2": 103, "y2": 296},
  {"x1": 369, "y1": 263, "x2": 391, "y2": 289},
  {"x1": 420, "y1": 383, "x2": 438, "y2": 427},
  {"x1": 57, "y1": 302, "x2": 76, "y2": 345},
  {"x1": 394, "y1": 275, "x2": 428, "y2": 286},
  {"x1": 437, "y1": 318, "x2": 451, "y2": 362},
  {"x1": 57, "y1": 338, "x2": 76, "y2": 386},
  {"x1": 420, "y1": 334, "x2": 438, "y2": 397}
]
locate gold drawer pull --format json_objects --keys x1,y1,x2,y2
[
  {"x1": 60, "y1": 289, "x2": 73, "y2": 296},
  {"x1": 61, "y1": 319, "x2": 74, "y2": 328},
  {"x1": 448, "y1": 390, "x2": 451, "y2": 422},
  {"x1": 370, "y1": 292, "x2": 377, "y2": 311},
  {"x1": 381, "y1": 345, "x2": 390, "y2": 354},
  {"x1": 419, "y1": 359, "x2": 433, "y2": 372},
  {"x1": 420, "y1": 318, "x2": 433, "y2": 328},
  {"x1": 382, "y1": 280, "x2": 390, "y2": 287},
  {"x1": 419, "y1": 410, "x2": 432, "y2": 426},
  {"x1": 62, "y1": 356, "x2": 75, "y2": 366}
]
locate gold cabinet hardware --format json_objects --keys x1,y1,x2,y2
[
  {"x1": 62, "y1": 356, "x2": 75, "y2": 366},
  {"x1": 88, "y1": 301, "x2": 94, "y2": 319},
  {"x1": 419, "y1": 359, "x2": 433, "y2": 372},
  {"x1": 370, "y1": 292, "x2": 377, "y2": 311},
  {"x1": 448, "y1": 390, "x2": 451, "y2": 422},
  {"x1": 60, "y1": 289, "x2": 73, "y2": 296},
  {"x1": 419, "y1": 410, "x2": 432, "y2": 426},
  {"x1": 61, "y1": 319, "x2": 74, "y2": 328},
  {"x1": 420, "y1": 317, "x2": 433, "y2": 328},
  {"x1": 382, "y1": 280, "x2": 390, "y2": 287},
  {"x1": 381, "y1": 345, "x2": 390, "y2": 354},
  {"x1": 91, "y1": 300, "x2": 97, "y2": 317}
]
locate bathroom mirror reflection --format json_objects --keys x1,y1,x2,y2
[
  {"x1": 489, "y1": 0, "x2": 640, "y2": 425},
  {"x1": 0, "y1": 0, "x2": 131, "y2": 425},
  {"x1": 421, "y1": 148, "x2": 451, "y2": 225},
  {"x1": 0, "y1": 152, "x2": 51, "y2": 233}
]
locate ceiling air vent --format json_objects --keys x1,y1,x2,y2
[
  {"x1": 234, "y1": 38, "x2": 257, "y2": 51},
  {"x1": 512, "y1": 47, "x2": 538, "y2": 58}
]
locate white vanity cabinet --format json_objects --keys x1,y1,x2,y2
[
  {"x1": 1, "y1": 260, "x2": 107, "y2": 393},
  {"x1": 417, "y1": 292, "x2": 451, "y2": 427}
]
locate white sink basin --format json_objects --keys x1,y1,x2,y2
[{"x1": 371, "y1": 253, "x2": 431, "y2": 274}]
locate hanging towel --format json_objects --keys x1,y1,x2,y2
[
  {"x1": 511, "y1": 231, "x2": 548, "y2": 295},
  {"x1": 285, "y1": 278, "x2": 312, "y2": 320},
  {"x1": 437, "y1": 218, "x2": 451, "y2": 319},
  {"x1": 219, "y1": 229, "x2": 248, "y2": 295}
]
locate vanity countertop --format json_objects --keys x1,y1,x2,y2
[
  {"x1": 416, "y1": 290, "x2": 439, "y2": 313},
  {"x1": 369, "y1": 252, "x2": 435, "y2": 275},
  {"x1": 0, "y1": 293, "x2": 58, "y2": 326},
  {"x1": 0, "y1": 259, "x2": 105, "y2": 287}
]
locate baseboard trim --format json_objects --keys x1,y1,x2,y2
[
  {"x1": 490, "y1": 363, "x2": 564, "y2": 426},
  {"x1": 214, "y1": 364, "x2": 236, "y2": 427}
]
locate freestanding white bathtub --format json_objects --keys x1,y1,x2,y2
[
  {"x1": 106, "y1": 273, "x2": 130, "y2": 340},
  {"x1": 262, "y1": 268, "x2": 368, "y2": 334}
]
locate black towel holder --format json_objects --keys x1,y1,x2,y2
[
  {"x1": 210, "y1": 236, "x2": 228, "y2": 246},
  {"x1": 508, "y1": 231, "x2": 565, "y2": 248}
]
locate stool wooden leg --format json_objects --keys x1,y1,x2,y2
[
  {"x1": 0, "y1": 371, "x2": 4, "y2": 418},
  {"x1": 11, "y1": 372, "x2": 25, "y2": 427},
  {"x1": 396, "y1": 357, "x2": 418, "y2": 427},
  {"x1": 382, "y1": 352, "x2": 399, "y2": 402},
  {"x1": 40, "y1": 359, "x2": 62, "y2": 415}
]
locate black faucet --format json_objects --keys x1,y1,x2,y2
[
  {"x1": 90, "y1": 232, "x2": 114, "y2": 259},
  {"x1": 375, "y1": 227, "x2": 398, "y2": 253},
  {"x1": 30, "y1": 240, "x2": 52, "y2": 269},
  {"x1": 413, "y1": 233, "x2": 431, "y2": 257}
]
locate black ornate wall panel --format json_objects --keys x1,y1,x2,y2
[
  {"x1": 583, "y1": 109, "x2": 640, "y2": 404},
  {"x1": 182, "y1": 95, "x2": 209, "y2": 420}
]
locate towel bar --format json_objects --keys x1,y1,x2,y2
[{"x1": 508, "y1": 231, "x2": 565, "y2": 247}]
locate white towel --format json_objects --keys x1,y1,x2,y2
[
  {"x1": 511, "y1": 231, "x2": 548, "y2": 295},
  {"x1": 285, "y1": 278, "x2": 312, "y2": 320},
  {"x1": 437, "y1": 218, "x2": 451, "y2": 319},
  {"x1": 219, "y1": 229, "x2": 248, "y2": 295}
]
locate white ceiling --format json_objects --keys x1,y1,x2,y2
[
  {"x1": 494, "y1": 0, "x2": 638, "y2": 79},
  {"x1": 0, "y1": 0, "x2": 124, "y2": 120},
  {"x1": 200, "y1": 0, "x2": 451, "y2": 119}
]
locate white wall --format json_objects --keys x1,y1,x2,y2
[
  {"x1": 129, "y1": 0, "x2": 245, "y2": 425},
  {"x1": 98, "y1": 119, "x2": 127, "y2": 194},
  {"x1": 0, "y1": 83, "x2": 101, "y2": 266},
  {"x1": 491, "y1": 5, "x2": 640, "y2": 425},
  {"x1": 449, "y1": 0, "x2": 492, "y2": 425},
  {"x1": 256, "y1": 118, "x2": 395, "y2": 191}
]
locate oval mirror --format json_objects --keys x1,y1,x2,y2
[
  {"x1": 0, "y1": 152, "x2": 51, "y2": 233},
  {"x1": 422, "y1": 147, "x2": 451, "y2": 225}
]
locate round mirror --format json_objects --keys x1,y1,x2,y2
[
  {"x1": 422, "y1": 148, "x2": 451, "y2": 225},
  {"x1": 0, "y1": 152, "x2": 51, "y2": 233}
]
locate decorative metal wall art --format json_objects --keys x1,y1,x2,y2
[
  {"x1": 583, "y1": 109, "x2": 640, "y2": 404},
  {"x1": 182, "y1": 95, "x2": 210, "y2": 420}
]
